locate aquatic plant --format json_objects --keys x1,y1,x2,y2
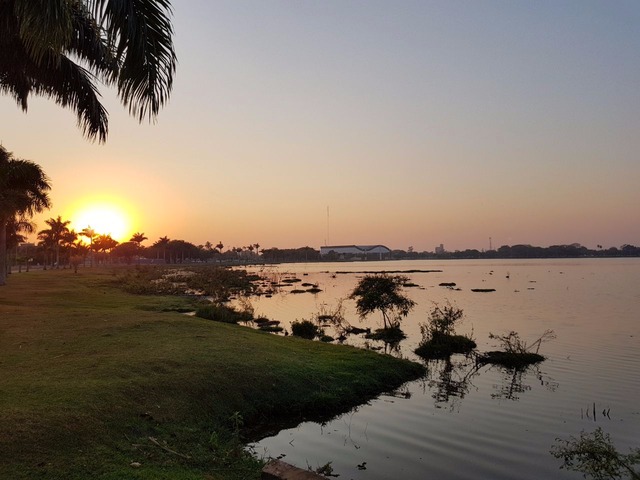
[
  {"x1": 551, "y1": 427, "x2": 640, "y2": 480},
  {"x1": 365, "y1": 325, "x2": 407, "y2": 343},
  {"x1": 478, "y1": 330, "x2": 556, "y2": 367},
  {"x1": 488, "y1": 329, "x2": 555, "y2": 354},
  {"x1": 291, "y1": 320, "x2": 320, "y2": 339},
  {"x1": 415, "y1": 302, "x2": 476, "y2": 359},
  {"x1": 195, "y1": 304, "x2": 253, "y2": 323}
]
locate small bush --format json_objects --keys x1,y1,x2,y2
[
  {"x1": 477, "y1": 351, "x2": 543, "y2": 368},
  {"x1": 415, "y1": 333, "x2": 477, "y2": 359},
  {"x1": 424, "y1": 301, "x2": 464, "y2": 337},
  {"x1": 488, "y1": 330, "x2": 556, "y2": 354},
  {"x1": 551, "y1": 427, "x2": 640, "y2": 479},
  {"x1": 291, "y1": 320, "x2": 319, "y2": 339},
  {"x1": 195, "y1": 304, "x2": 253, "y2": 323},
  {"x1": 415, "y1": 302, "x2": 475, "y2": 359},
  {"x1": 478, "y1": 330, "x2": 555, "y2": 367}
]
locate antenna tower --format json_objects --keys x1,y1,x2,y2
[{"x1": 326, "y1": 206, "x2": 330, "y2": 246}]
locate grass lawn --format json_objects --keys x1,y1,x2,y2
[{"x1": 0, "y1": 267, "x2": 424, "y2": 479}]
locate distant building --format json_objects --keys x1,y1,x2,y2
[
  {"x1": 320, "y1": 245, "x2": 391, "y2": 260},
  {"x1": 435, "y1": 244, "x2": 445, "y2": 254}
]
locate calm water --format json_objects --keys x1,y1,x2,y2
[{"x1": 245, "y1": 259, "x2": 640, "y2": 479}]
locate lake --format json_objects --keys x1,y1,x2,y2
[{"x1": 244, "y1": 259, "x2": 640, "y2": 479}]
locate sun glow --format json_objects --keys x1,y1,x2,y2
[{"x1": 68, "y1": 200, "x2": 135, "y2": 243}]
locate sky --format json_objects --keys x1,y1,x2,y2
[{"x1": 2, "y1": 0, "x2": 639, "y2": 252}]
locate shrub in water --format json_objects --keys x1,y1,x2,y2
[
  {"x1": 415, "y1": 302, "x2": 476, "y2": 359},
  {"x1": 291, "y1": 320, "x2": 319, "y2": 339},
  {"x1": 477, "y1": 330, "x2": 555, "y2": 367},
  {"x1": 365, "y1": 325, "x2": 407, "y2": 343},
  {"x1": 195, "y1": 304, "x2": 252, "y2": 323}
]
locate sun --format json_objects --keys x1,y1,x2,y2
[{"x1": 69, "y1": 200, "x2": 135, "y2": 243}]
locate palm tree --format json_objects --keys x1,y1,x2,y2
[
  {"x1": 130, "y1": 232, "x2": 148, "y2": 246},
  {"x1": 38, "y1": 216, "x2": 71, "y2": 268},
  {"x1": 153, "y1": 236, "x2": 170, "y2": 262},
  {"x1": 0, "y1": 146, "x2": 51, "y2": 285},
  {"x1": 80, "y1": 226, "x2": 96, "y2": 266},
  {"x1": 93, "y1": 234, "x2": 118, "y2": 264},
  {"x1": 37, "y1": 232, "x2": 56, "y2": 269},
  {"x1": 5, "y1": 216, "x2": 35, "y2": 273},
  {"x1": 0, "y1": 0, "x2": 176, "y2": 142},
  {"x1": 61, "y1": 229, "x2": 79, "y2": 268},
  {"x1": 129, "y1": 232, "x2": 147, "y2": 264}
]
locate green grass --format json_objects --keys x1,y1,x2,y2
[{"x1": 0, "y1": 267, "x2": 424, "y2": 479}]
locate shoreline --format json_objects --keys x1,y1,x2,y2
[{"x1": 0, "y1": 268, "x2": 424, "y2": 479}]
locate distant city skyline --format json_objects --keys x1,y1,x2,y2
[{"x1": 2, "y1": 1, "x2": 639, "y2": 252}]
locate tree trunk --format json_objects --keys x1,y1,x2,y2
[{"x1": 0, "y1": 216, "x2": 7, "y2": 285}]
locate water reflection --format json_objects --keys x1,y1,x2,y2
[
  {"x1": 422, "y1": 356, "x2": 480, "y2": 411},
  {"x1": 363, "y1": 338, "x2": 402, "y2": 355},
  {"x1": 419, "y1": 356, "x2": 560, "y2": 409},
  {"x1": 489, "y1": 364, "x2": 558, "y2": 401},
  {"x1": 247, "y1": 260, "x2": 640, "y2": 480}
]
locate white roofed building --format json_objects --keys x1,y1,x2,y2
[{"x1": 320, "y1": 245, "x2": 391, "y2": 260}]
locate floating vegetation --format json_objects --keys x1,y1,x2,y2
[
  {"x1": 403, "y1": 282, "x2": 420, "y2": 288},
  {"x1": 479, "y1": 330, "x2": 556, "y2": 367},
  {"x1": 291, "y1": 320, "x2": 319, "y2": 339},
  {"x1": 471, "y1": 288, "x2": 496, "y2": 292},
  {"x1": 345, "y1": 326, "x2": 370, "y2": 335},
  {"x1": 415, "y1": 302, "x2": 476, "y2": 359},
  {"x1": 416, "y1": 334, "x2": 477, "y2": 359},
  {"x1": 439, "y1": 282, "x2": 457, "y2": 287},
  {"x1": 290, "y1": 289, "x2": 306, "y2": 294},
  {"x1": 195, "y1": 304, "x2": 253, "y2": 324},
  {"x1": 259, "y1": 325, "x2": 283, "y2": 333},
  {"x1": 365, "y1": 326, "x2": 407, "y2": 342},
  {"x1": 551, "y1": 427, "x2": 640, "y2": 480},
  {"x1": 335, "y1": 269, "x2": 442, "y2": 274},
  {"x1": 260, "y1": 320, "x2": 280, "y2": 327},
  {"x1": 281, "y1": 278, "x2": 302, "y2": 284},
  {"x1": 306, "y1": 287, "x2": 322, "y2": 293},
  {"x1": 477, "y1": 351, "x2": 544, "y2": 368}
]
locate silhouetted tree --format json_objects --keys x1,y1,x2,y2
[
  {"x1": 112, "y1": 241, "x2": 138, "y2": 264},
  {"x1": 0, "y1": 146, "x2": 51, "y2": 285},
  {"x1": 153, "y1": 236, "x2": 170, "y2": 262},
  {"x1": 5, "y1": 216, "x2": 35, "y2": 273},
  {"x1": 350, "y1": 274, "x2": 416, "y2": 330},
  {"x1": 38, "y1": 216, "x2": 71, "y2": 268},
  {"x1": 80, "y1": 226, "x2": 96, "y2": 266}
]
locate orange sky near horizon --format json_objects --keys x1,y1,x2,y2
[{"x1": 3, "y1": 1, "x2": 639, "y2": 252}]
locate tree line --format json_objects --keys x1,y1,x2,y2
[{"x1": 393, "y1": 243, "x2": 640, "y2": 260}]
